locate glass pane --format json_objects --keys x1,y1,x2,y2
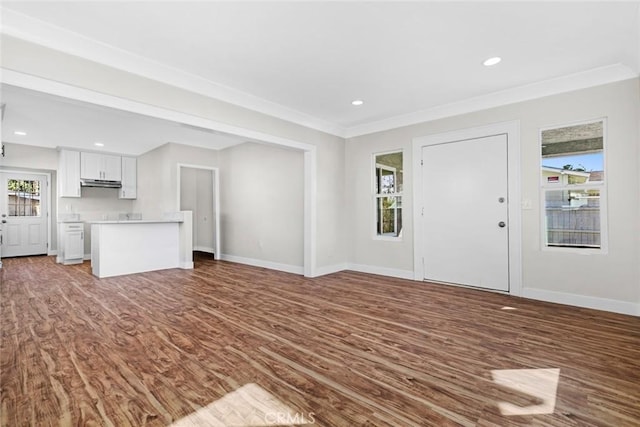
[
  {"x1": 379, "y1": 169, "x2": 395, "y2": 193},
  {"x1": 376, "y1": 196, "x2": 402, "y2": 237},
  {"x1": 541, "y1": 121, "x2": 604, "y2": 183},
  {"x1": 375, "y1": 152, "x2": 403, "y2": 193},
  {"x1": 545, "y1": 189, "x2": 600, "y2": 248},
  {"x1": 7, "y1": 179, "x2": 41, "y2": 217}
]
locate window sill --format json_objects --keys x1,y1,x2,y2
[
  {"x1": 373, "y1": 235, "x2": 403, "y2": 242},
  {"x1": 542, "y1": 245, "x2": 607, "y2": 255}
]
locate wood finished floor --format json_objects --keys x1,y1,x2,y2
[{"x1": 1, "y1": 255, "x2": 639, "y2": 427}]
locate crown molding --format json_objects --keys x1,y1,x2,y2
[
  {"x1": 0, "y1": 7, "x2": 347, "y2": 138},
  {"x1": 1, "y1": 7, "x2": 637, "y2": 141},
  {"x1": 344, "y1": 63, "x2": 638, "y2": 138}
]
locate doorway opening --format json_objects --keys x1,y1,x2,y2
[{"x1": 178, "y1": 164, "x2": 220, "y2": 260}]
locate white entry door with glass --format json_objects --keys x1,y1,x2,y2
[
  {"x1": 0, "y1": 172, "x2": 48, "y2": 257},
  {"x1": 421, "y1": 134, "x2": 509, "y2": 292}
]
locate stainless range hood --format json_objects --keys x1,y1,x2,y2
[{"x1": 80, "y1": 179, "x2": 122, "y2": 188}]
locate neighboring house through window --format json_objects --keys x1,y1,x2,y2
[
  {"x1": 374, "y1": 151, "x2": 403, "y2": 239},
  {"x1": 540, "y1": 119, "x2": 606, "y2": 251},
  {"x1": 8, "y1": 179, "x2": 41, "y2": 217}
]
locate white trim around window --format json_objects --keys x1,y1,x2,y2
[
  {"x1": 539, "y1": 117, "x2": 608, "y2": 255},
  {"x1": 372, "y1": 150, "x2": 404, "y2": 241}
]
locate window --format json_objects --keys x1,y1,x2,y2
[
  {"x1": 7, "y1": 179, "x2": 41, "y2": 217},
  {"x1": 540, "y1": 119, "x2": 605, "y2": 250},
  {"x1": 374, "y1": 151, "x2": 403, "y2": 238}
]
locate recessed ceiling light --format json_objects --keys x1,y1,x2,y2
[
  {"x1": 483, "y1": 56, "x2": 502, "y2": 67},
  {"x1": 351, "y1": 99, "x2": 364, "y2": 106},
  {"x1": 14, "y1": 131, "x2": 27, "y2": 136},
  {"x1": 94, "y1": 142, "x2": 104, "y2": 147}
]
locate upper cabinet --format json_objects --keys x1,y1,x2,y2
[
  {"x1": 81, "y1": 152, "x2": 121, "y2": 181},
  {"x1": 119, "y1": 156, "x2": 137, "y2": 199},
  {"x1": 58, "y1": 150, "x2": 81, "y2": 198}
]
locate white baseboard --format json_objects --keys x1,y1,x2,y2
[
  {"x1": 48, "y1": 250, "x2": 58, "y2": 256},
  {"x1": 522, "y1": 287, "x2": 639, "y2": 316},
  {"x1": 194, "y1": 246, "x2": 215, "y2": 253},
  {"x1": 213, "y1": 257, "x2": 413, "y2": 280},
  {"x1": 313, "y1": 263, "x2": 348, "y2": 277},
  {"x1": 220, "y1": 254, "x2": 304, "y2": 275},
  {"x1": 346, "y1": 263, "x2": 414, "y2": 280},
  {"x1": 56, "y1": 255, "x2": 86, "y2": 264},
  {"x1": 180, "y1": 261, "x2": 194, "y2": 270}
]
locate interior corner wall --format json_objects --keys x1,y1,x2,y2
[
  {"x1": 133, "y1": 143, "x2": 172, "y2": 218},
  {"x1": 1, "y1": 35, "x2": 347, "y2": 272},
  {"x1": 219, "y1": 142, "x2": 304, "y2": 270},
  {"x1": 134, "y1": 143, "x2": 219, "y2": 218},
  {"x1": 346, "y1": 78, "x2": 640, "y2": 310}
]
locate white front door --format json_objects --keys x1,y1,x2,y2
[
  {"x1": 421, "y1": 134, "x2": 509, "y2": 291},
  {"x1": 0, "y1": 172, "x2": 48, "y2": 257}
]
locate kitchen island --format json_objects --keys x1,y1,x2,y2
[{"x1": 90, "y1": 212, "x2": 193, "y2": 278}]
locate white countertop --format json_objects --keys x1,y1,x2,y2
[{"x1": 89, "y1": 220, "x2": 183, "y2": 224}]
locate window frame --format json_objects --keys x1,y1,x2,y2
[
  {"x1": 372, "y1": 149, "x2": 404, "y2": 241},
  {"x1": 7, "y1": 179, "x2": 42, "y2": 218},
  {"x1": 539, "y1": 118, "x2": 608, "y2": 254}
]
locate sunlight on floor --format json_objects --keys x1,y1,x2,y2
[
  {"x1": 170, "y1": 383, "x2": 313, "y2": 426},
  {"x1": 491, "y1": 368, "x2": 560, "y2": 416}
]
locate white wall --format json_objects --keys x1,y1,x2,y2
[
  {"x1": 347, "y1": 78, "x2": 640, "y2": 313},
  {"x1": 1, "y1": 35, "x2": 347, "y2": 271},
  {"x1": 7, "y1": 34, "x2": 636, "y2": 314},
  {"x1": 134, "y1": 143, "x2": 219, "y2": 218},
  {"x1": 219, "y1": 142, "x2": 304, "y2": 270},
  {"x1": 133, "y1": 143, "x2": 172, "y2": 217},
  {"x1": 1, "y1": 142, "x2": 58, "y2": 170}
]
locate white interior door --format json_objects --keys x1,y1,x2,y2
[
  {"x1": 0, "y1": 172, "x2": 48, "y2": 257},
  {"x1": 421, "y1": 134, "x2": 509, "y2": 291}
]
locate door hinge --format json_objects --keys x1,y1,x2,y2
[
  {"x1": 421, "y1": 207, "x2": 424, "y2": 216},
  {"x1": 421, "y1": 159, "x2": 423, "y2": 166}
]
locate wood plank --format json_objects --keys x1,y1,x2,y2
[{"x1": 1, "y1": 255, "x2": 639, "y2": 426}]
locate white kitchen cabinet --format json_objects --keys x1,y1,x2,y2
[
  {"x1": 103, "y1": 155, "x2": 122, "y2": 181},
  {"x1": 119, "y1": 156, "x2": 137, "y2": 199},
  {"x1": 60, "y1": 222, "x2": 84, "y2": 264},
  {"x1": 58, "y1": 150, "x2": 81, "y2": 197},
  {"x1": 81, "y1": 152, "x2": 122, "y2": 181}
]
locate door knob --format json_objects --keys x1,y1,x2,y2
[
  {"x1": 498, "y1": 221, "x2": 506, "y2": 228},
  {"x1": 1, "y1": 220, "x2": 6, "y2": 224}
]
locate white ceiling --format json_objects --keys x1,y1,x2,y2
[
  {"x1": 1, "y1": 84, "x2": 249, "y2": 155},
  {"x1": 1, "y1": 1, "x2": 639, "y2": 143}
]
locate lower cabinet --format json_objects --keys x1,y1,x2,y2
[{"x1": 60, "y1": 223, "x2": 84, "y2": 264}]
